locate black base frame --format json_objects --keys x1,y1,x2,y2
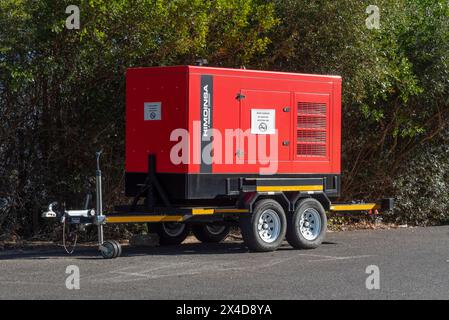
[{"x1": 126, "y1": 156, "x2": 341, "y2": 203}]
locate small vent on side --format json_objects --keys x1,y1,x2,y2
[
  {"x1": 298, "y1": 102, "x2": 326, "y2": 115},
  {"x1": 297, "y1": 130, "x2": 326, "y2": 143},
  {"x1": 297, "y1": 102, "x2": 327, "y2": 158},
  {"x1": 297, "y1": 144, "x2": 327, "y2": 157}
]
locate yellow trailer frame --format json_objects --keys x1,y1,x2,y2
[{"x1": 104, "y1": 202, "x2": 384, "y2": 225}]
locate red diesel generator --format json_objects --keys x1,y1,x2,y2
[
  {"x1": 125, "y1": 66, "x2": 341, "y2": 200},
  {"x1": 42, "y1": 66, "x2": 393, "y2": 259}
]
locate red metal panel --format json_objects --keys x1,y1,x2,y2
[
  {"x1": 126, "y1": 66, "x2": 342, "y2": 176},
  {"x1": 331, "y1": 81, "x2": 342, "y2": 174},
  {"x1": 188, "y1": 67, "x2": 340, "y2": 174},
  {"x1": 125, "y1": 67, "x2": 189, "y2": 174},
  {"x1": 239, "y1": 90, "x2": 291, "y2": 162}
]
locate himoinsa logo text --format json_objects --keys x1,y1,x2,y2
[{"x1": 200, "y1": 75, "x2": 213, "y2": 173}]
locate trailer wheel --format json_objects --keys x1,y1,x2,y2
[
  {"x1": 239, "y1": 199, "x2": 287, "y2": 252},
  {"x1": 192, "y1": 224, "x2": 231, "y2": 243},
  {"x1": 286, "y1": 198, "x2": 327, "y2": 249},
  {"x1": 149, "y1": 222, "x2": 190, "y2": 245},
  {"x1": 109, "y1": 240, "x2": 122, "y2": 257},
  {"x1": 100, "y1": 240, "x2": 121, "y2": 259}
]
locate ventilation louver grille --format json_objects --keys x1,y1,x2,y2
[{"x1": 297, "y1": 102, "x2": 327, "y2": 157}]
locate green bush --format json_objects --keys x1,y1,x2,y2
[
  {"x1": 1, "y1": 0, "x2": 448, "y2": 238},
  {"x1": 390, "y1": 136, "x2": 449, "y2": 226}
]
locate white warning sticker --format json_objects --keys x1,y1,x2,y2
[
  {"x1": 144, "y1": 102, "x2": 162, "y2": 121},
  {"x1": 251, "y1": 109, "x2": 276, "y2": 134}
]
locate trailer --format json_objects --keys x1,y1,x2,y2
[{"x1": 42, "y1": 66, "x2": 393, "y2": 258}]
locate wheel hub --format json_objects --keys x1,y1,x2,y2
[
  {"x1": 205, "y1": 224, "x2": 227, "y2": 235},
  {"x1": 257, "y1": 209, "x2": 281, "y2": 243},
  {"x1": 299, "y1": 208, "x2": 322, "y2": 241},
  {"x1": 162, "y1": 223, "x2": 186, "y2": 237}
]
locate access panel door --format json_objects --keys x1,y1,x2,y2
[{"x1": 239, "y1": 90, "x2": 292, "y2": 163}]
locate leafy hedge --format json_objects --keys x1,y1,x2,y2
[
  {"x1": 1, "y1": 0, "x2": 448, "y2": 238},
  {"x1": 391, "y1": 132, "x2": 449, "y2": 226}
]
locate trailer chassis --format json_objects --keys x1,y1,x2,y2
[{"x1": 42, "y1": 153, "x2": 393, "y2": 259}]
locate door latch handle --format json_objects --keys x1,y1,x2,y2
[
  {"x1": 283, "y1": 107, "x2": 291, "y2": 112},
  {"x1": 236, "y1": 150, "x2": 245, "y2": 157},
  {"x1": 282, "y1": 141, "x2": 290, "y2": 146}
]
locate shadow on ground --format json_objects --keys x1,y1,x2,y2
[{"x1": 0, "y1": 240, "x2": 339, "y2": 261}]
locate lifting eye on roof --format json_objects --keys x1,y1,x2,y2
[{"x1": 196, "y1": 58, "x2": 208, "y2": 66}]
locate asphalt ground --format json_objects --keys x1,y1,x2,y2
[{"x1": 0, "y1": 226, "x2": 448, "y2": 300}]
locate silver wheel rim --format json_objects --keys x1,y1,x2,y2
[
  {"x1": 205, "y1": 224, "x2": 227, "y2": 235},
  {"x1": 257, "y1": 209, "x2": 281, "y2": 243},
  {"x1": 162, "y1": 223, "x2": 186, "y2": 237},
  {"x1": 101, "y1": 242, "x2": 114, "y2": 258},
  {"x1": 299, "y1": 208, "x2": 322, "y2": 241}
]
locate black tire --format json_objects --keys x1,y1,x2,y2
[
  {"x1": 191, "y1": 224, "x2": 231, "y2": 243},
  {"x1": 149, "y1": 222, "x2": 190, "y2": 245},
  {"x1": 239, "y1": 199, "x2": 287, "y2": 252},
  {"x1": 286, "y1": 198, "x2": 327, "y2": 249}
]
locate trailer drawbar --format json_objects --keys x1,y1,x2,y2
[{"x1": 42, "y1": 66, "x2": 394, "y2": 259}]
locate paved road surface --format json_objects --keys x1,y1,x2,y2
[{"x1": 0, "y1": 226, "x2": 448, "y2": 300}]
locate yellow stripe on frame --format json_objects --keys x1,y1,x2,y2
[
  {"x1": 106, "y1": 215, "x2": 184, "y2": 224},
  {"x1": 256, "y1": 185, "x2": 324, "y2": 192},
  {"x1": 191, "y1": 209, "x2": 215, "y2": 215},
  {"x1": 330, "y1": 204, "x2": 380, "y2": 212}
]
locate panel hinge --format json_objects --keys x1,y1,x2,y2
[
  {"x1": 236, "y1": 93, "x2": 246, "y2": 101},
  {"x1": 236, "y1": 150, "x2": 245, "y2": 157}
]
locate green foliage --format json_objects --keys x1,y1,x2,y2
[
  {"x1": 391, "y1": 134, "x2": 449, "y2": 225},
  {"x1": 1, "y1": 0, "x2": 448, "y2": 237},
  {"x1": 0, "y1": 0, "x2": 278, "y2": 237}
]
